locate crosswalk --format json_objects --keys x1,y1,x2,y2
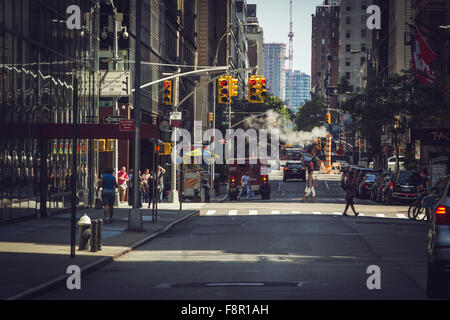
[{"x1": 201, "y1": 209, "x2": 410, "y2": 220}]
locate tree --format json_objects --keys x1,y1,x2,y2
[{"x1": 294, "y1": 96, "x2": 326, "y2": 131}]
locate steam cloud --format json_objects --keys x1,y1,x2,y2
[{"x1": 244, "y1": 109, "x2": 329, "y2": 148}]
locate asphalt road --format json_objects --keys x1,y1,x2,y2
[{"x1": 35, "y1": 170, "x2": 430, "y2": 300}]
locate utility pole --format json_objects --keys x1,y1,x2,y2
[{"x1": 169, "y1": 68, "x2": 181, "y2": 204}]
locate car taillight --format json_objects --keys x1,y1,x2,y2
[
  {"x1": 389, "y1": 181, "x2": 394, "y2": 190},
  {"x1": 435, "y1": 206, "x2": 449, "y2": 225}
]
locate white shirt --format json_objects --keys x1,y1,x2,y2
[{"x1": 241, "y1": 175, "x2": 250, "y2": 186}]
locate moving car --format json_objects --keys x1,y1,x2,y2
[
  {"x1": 354, "y1": 168, "x2": 381, "y2": 197},
  {"x1": 382, "y1": 170, "x2": 421, "y2": 205},
  {"x1": 387, "y1": 156, "x2": 406, "y2": 171},
  {"x1": 370, "y1": 171, "x2": 392, "y2": 202},
  {"x1": 425, "y1": 175, "x2": 450, "y2": 298},
  {"x1": 341, "y1": 165, "x2": 359, "y2": 190},
  {"x1": 283, "y1": 161, "x2": 306, "y2": 182}
]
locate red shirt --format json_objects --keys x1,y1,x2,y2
[{"x1": 118, "y1": 171, "x2": 128, "y2": 185}]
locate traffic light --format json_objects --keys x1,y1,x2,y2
[
  {"x1": 218, "y1": 77, "x2": 230, "y2": 104},
  {"x1": 259, "y1": 76, "x2": 268, "y2": 101},
  {"x1": 163, "y1": 80, "x2": 173, "y2": 105},
  {"x1": 248, "y1": 76, "x2": 259, "y2": 102},
  {"x1": 98, "y1": 139, "x2": 106, "y2": 152},
  {"x1": 106, "y1": 139, "x2": 114, "y2": 152},
  {"x1": 230, "y1": 77, "x2": 238, "y2": 98},
  {"x1": 208, "y1": 112, "x2": 213, "y2": 123},
  {"x1": 326, "y1": 112, "x2": 331, "y2": 124},
  {"x1": 394, "y1": 115, "x2": 401, "y2": 130}
]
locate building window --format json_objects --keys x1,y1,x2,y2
[
  {"x1": 346, "y1": 30, "x2": 351, "y2": 38},
  {"x1": 346, "y1": 44, "x2": 351, "y2": 52},
  {"x1": 361, "y1": 57, "x2": 366, "y2": 65},
  {"x1": 361, "y1": 15, "x2": 366, "y2": 24},
  {"x1": 322, "y1": 39, "x2": 325, "y2": 45},
  {"x1": 361, "y1": 43, "x2": 366, "y2": 52},
  {"x1": 361, "y1": 29, "x2": 367, "y2": 38},
  {"x1": 346, "y1": 17, "x2": 351, "y2": 24},
  {"x1": 361, "y1": 2, "x2": 367, "y2": 10},
  {"x1": 345, "y1": 72, "x2": 351, "y2": 80},
  {"x1": 346, "y1": 58, "x2": 351, "y2": 67},
  {"x1": 346, "y1": 4, "x2": 351, "y2": 11}
]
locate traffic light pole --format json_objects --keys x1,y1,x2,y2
[{"x1": 169, "y1": 68, "x2": 181, "y2": 204}]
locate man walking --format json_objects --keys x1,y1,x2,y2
[
  {"x1": 343, "y1": 171, "x2": 359, "y2": 216},
  {"x1": 117, "y1": 166, "x2": 129, "y2": 204},
  {"x1": 238, "y1": 172, "x2": 251, "y2": 201},
  {"x1": 156, "y1": 165, "x2": 166, "y2": 202},
  {"x1": 302, "y1": 168, "x2": 318, "y2": 203}
]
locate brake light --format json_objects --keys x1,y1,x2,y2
[
  {"x1": 389, "y1": 181, "x2": 394, "y2": 190},
  {"x1": 435, "y1": 206, "x2": 449, "y2": 225}
]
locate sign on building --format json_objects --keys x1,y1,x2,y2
[{"x1": 100, "y1": 70, "x2": 131, "y2": 97}]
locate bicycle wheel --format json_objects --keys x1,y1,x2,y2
[
  {"x1": 408, "y1": 204, "x2": 416, "y2": 220},
  {"x1": 414, "y1": 205, "x2": 427, "y2": 221}
]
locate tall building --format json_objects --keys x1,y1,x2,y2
[
  {"x1": 311, "y1": 1, "x2": 340, "y2": 101},
  {"x1": 338, "y1": 0, "x2": 374, "y2": 90},
  {"x1": 285, "y1": 71, "x2": 311, "y2": 113},
  {"x1": 264, "y1": 43, "x2": 286, "y2": 102},
  {"x1": 246, "y1": 4, "x2": 264, "y2": 75}
]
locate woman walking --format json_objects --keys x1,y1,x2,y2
[
  {"x1": 343, "y1": 171, "x2": 359, "y2": 216},
  {"x1": 302, "y1": 168, "x2": 318, "y2": 203},
  {"x1": 98, "y1": 168, "x2": 118, "y2": 223}
]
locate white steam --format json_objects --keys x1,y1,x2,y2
[{"x1": 244, "y1": 109, "x2": 329, "y2": 147}]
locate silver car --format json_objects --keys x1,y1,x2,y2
[{"x1": 426, "y1": 175, "x2": 450, "y2": 298}]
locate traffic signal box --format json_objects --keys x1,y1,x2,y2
[
  {"x1": 163, "y1": 80, "x2": 173, "y2": 106},
  {"x1": 95, "y1": 139, "x2": 115, "y2": 152},
  {"x1": 230, "y1": 77, "x2": 238, "y2": 98},
  {"x1": 326, "y1": 112, "x2": 331, "y2": 124},
  {"x1": 218, "y1": 77, "x2": 230, "y2": 104},
  {"x1": 248, "y1": 76, "x2": 259, "y2": 103},
  {"x1": 208, "y1": 112, "x2": 213, "y2": 123},
  {"x1": 248, "y1": 76, "x2": 267, "y2": 103},
  {"x1": 154, "y1": 142, "x2": 172, "y2": 155}
]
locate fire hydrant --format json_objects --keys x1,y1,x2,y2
[{"x1": 77, "y1": 213, "x2": 91, "y2": 251}]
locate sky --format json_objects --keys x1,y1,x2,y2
[{"x1": 247, "y1": 0, "x2": 324, "y2": 76}]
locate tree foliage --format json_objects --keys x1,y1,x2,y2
[{"x1": 294, "y1": 96, "x2": 326, "y2": 131}]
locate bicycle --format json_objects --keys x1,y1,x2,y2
[{"x1": 408, "y1": 191, "x2": 428, "y2": 221}]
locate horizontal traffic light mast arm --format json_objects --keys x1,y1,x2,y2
[
  {"x1": 132, "y1": 66, "x2": 229, "y2": 92},
  {"x1": 231, "y1": 112, "x2": 267, "y2": 129},
  {"x1": 176, "y1": 66, "x2": 257, "y2": 108}
]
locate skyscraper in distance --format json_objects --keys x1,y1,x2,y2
[{"x1": 264, "y1": 43, "x2": 286, "y2": 102}]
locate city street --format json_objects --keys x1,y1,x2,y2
[{"x1": 35, "y1": 171, "x2": 430, "y2": 300}]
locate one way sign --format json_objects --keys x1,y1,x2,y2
[{"x1": 100, "y1": 71, "x2": 131, "y2": 97}]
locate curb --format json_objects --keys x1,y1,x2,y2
[{"x1": 6, "y1": 209, "x2": 200, "y2": 300}]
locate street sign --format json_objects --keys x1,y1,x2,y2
[
  {"x1": 99, "y1": 100, "x2": 113, "y2": 107},
  {"x1": 119, "y1": 119, "x2": 135, "y2": 131},
  {"x1": 104, "y1": 115, "x2": 126, "y2": 123},
  {"x1": 100, "y1": 70, "x2": 131, "y2": 97},
  {"x1": 170, "y1": 112, "x2": 182, "y2": 128},
  {"x1": 381, "y1": 134, "x2": 392, "y2": 146}
]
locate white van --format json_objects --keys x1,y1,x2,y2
[{"x1": 388, "y1": 156, "x2": 405, "y2": 171}]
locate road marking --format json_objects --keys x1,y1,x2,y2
[
  {"x1": 291, "y1": 211, "x2": 300, "y2": 214},
  {"x1": 206, "y1": 282, "x2": 265, "y2": 287},
  {"x1": 313, "y1": 212, "x2": 322, "y2": 215},
  {"x1": 249, "y1": 210, "x2": 258, "y2": 215},
  {"x1": 396, "y1": 214, "x2": 407, "y2": 219},
  {"x1": 376, "y1": 214, "x2": 386, "y2": 218},
  {"x1": 359, "y1": 213, "x2": 365, "y2": 216},
  {"x1": 325, "y1": 181, "x2": 330, "y2": 191},
  {"x1": 332, "y1": 212, "x2": 342, "y2": 215},
  {"x1": 206, "y1": 210, "x2": 216, "y2": 216},
  {"x1": 229, "y1": 210, "x2": 237, "y2": 216},
  {"x1": 271, "y1": 210, "x2": 280, "y2": 215}
]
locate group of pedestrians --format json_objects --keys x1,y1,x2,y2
[{"x1": 97, "y1": 165, "x2": 166, "y2": 223}]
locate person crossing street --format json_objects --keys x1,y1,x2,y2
[{"x1": 302, "y1": 168, "x2": 318, "y2": 203}]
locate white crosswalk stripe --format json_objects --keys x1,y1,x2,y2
[
  {"x1": 332, "y1": 212, "x2": 342, "y2": 215},
  {"x1": 271, "y1": 210, "x2": 280, "y2": 215},
  {"x1": 291, "y1": 211, "x2": 300, "y2": 214},
  {"x1": 312, "y1": 212, "x2": 322, "y2": 215},
  {"x1": 376, "y1": 214, "x2": 386, "y2": 218},
  {"x1": 249, "y1": 210, "x2": 258, "y2": 215},
  {"x1": 397, "y1": 214, "x2": 407, "y2": 219},
  {"x1": 206, "y1": 210, "x2": 216, "y2": 216},
  {"x1": 229, "y1": 210, "x2": 237, "y2": 216}
]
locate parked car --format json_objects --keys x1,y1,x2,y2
[
  {"x1": 354, "y1": 168, "x2": 382, "y2": 198},
  {"x1": 370, "y1": 171, "x2": 392, "y2": 203},
  {"x1": 387, "y1": 156, "x2": 405, "y2": 171},
  {"x1": 425, "y1": 175, "x2": 450, "y2": 298},
  {"x1": 358, "y1": 172, "x2": 379, "y2": 199},
  {"x1": 382, "y1": 170, "x2": 421, "y2": 205},
  {"x1": 332, "y1": 155, "x2": 349, "y2": 170},
  {"x1": 283, "y1": 161, "x2": 306, "y2": 182}
]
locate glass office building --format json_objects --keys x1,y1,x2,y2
[
  {"x1": 285, "y1": 70, "x2": 311, "y2": 113},
  {"x1": 0, "y1": 0, "x2": 98, "y2": 222}
]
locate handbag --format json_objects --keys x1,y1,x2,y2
[{"x1": 95, "y1": 197, "x2": 103, "y2": 209}]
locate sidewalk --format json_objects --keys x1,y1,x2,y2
[{"x1": 0, "y1": 196, "x2": 225, "y2": 300}]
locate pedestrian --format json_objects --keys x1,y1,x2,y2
[
  {"x1": 128, "y1": 169, "x2": 134, "y2": 206},
  {"x1": 343, "y1": 171, "x2": 359, "y2": 216},
  {"x1": 147, "y1": 171, "x2": 155, "y2": 208},
  {"x1": 141, "y1": 169, "x2": 151, "y2": 204},
  {"x1": 156, "y1": 165, "x2": 166, "y2": 202},
  {"x1": 117, "y1": 166, "x2": 129, "y2": 203},
  {"x1": 97, "y1": 168, "x2": 118, "y2": 223},
  {"x1": 238, "y1": 171, "x2": 251, "y2": 200},
  {"x1": 302, "y1": 168, "x2": 318, "y2": 203}
]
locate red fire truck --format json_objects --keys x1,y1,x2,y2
[{"x1": 227, "y1": 158, "x2": 271, "y2": 200}]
